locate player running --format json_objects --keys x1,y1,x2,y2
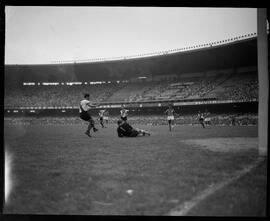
[
  {"x1": 117, "y1": 119, "x2": 150, "y2": 137},
  {"x1": 120, "y1": 106, "x2": 129, "y2": 122},
  {"x1": 204, "y1": 110, "x2": 211, "y2": 126},
  {"x1": 103, "y1": 110, "x2": 109, "y2": 125},
  {"x1": 164, "y1": 104, "x2": 176, "y2": 131},
  {"x1": 98, "y1": 109, "x2": 106, "y2": 128},
  {"x1": 198, "y1": 111, "x2": 205, "y2": 128},
  {"x1": 79, "y1": 93, "x2": 99, "y2": 137}
]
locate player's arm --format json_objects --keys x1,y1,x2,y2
[{"x1": 87, "y1": 102, "x2": 99, "y2": 108}]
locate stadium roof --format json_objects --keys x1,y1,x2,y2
[{"x1": 5, "y1": 37, "x2": 258, "y2": 83}]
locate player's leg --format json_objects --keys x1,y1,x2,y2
[
  {"x1": 168, "y1": 119, "x2": 172, "y2": 131},
  {"x1": 91, "y1": 118, "x2": 98, "y2": 132},
  {"x1": 171, "y1": 119, "x2": 175, "y2": 128},
  {"x1": 137, "y1": 129, "x2": 150, "y2": 136},
  {"x1": 85, "y1": 121, "x2": 92, "y2": 137},
  {"x1": 86, "y1": 117, "x2": 98, "y2": 136},
  {"x1": 80, "y1": 113, "x2": 93, "y2": 137},
  {"x1": 202, "y1": 121, "x2": 205, "y2": 128},
  {"x1": 100, "y1": 117, "x2": 104, "y2": 128},
  {"x1": 130, "y1": 129, "x2": 140, "y2": 137},
  {"x1": 199, "y1": 119, "x2": 203, "y2": 128}
]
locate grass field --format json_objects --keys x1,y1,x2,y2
[{"x1": 3, "y1": 122, "x2": 267, "y2": 216}]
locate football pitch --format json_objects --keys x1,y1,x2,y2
[{"x1": 4, "y1": 123, "x2": 267, "y2": 216}]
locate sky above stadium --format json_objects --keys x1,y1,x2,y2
[{"x1": 5, "y1": 6, "x2": 258, "y2": 65}]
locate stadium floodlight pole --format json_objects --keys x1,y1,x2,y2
[{"x1": 257, "y1": 8, "x2": 268, "y2": 157}]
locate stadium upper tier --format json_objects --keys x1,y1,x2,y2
[
  {"x1": 5, "y1": 37, "x2": 257, "y2": 84},
  {"x1": 4, "y1": 70, "x2": 258, "y2": 108}
]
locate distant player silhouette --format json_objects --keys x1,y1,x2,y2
[{"x1": 164, "y1": 104, "x2": 175, "y2": 131}]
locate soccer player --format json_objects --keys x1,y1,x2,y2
[
  {"x1": 98, "y1": 109, "x2": 106, "y2": 128},
  {"x1": 79, "y1": 93, "x2": 99, "y2": 137},
  {"x1": 117, "y1": 120, "x2": 150, "y2": 137},
  {"x1": 198, "y1": 111, "x2": 205, "y2": 128},
  {"x1": 120, "y1": 106, "x2": 129, "y2": 122},
  {"x1": 164, "y1": 104, "x2": 175, "y2": 131},
  {"x1": 103, "y1": 110, "x2": 109, "y2": 125},
  {"x1": 204, "y1": 110, "x2": 211, "y2": 125},
  {"x1": 230, "y1": 114, "x2": 238, "y2": 126}
]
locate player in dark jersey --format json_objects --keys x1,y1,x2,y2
[
  {"x1": 198, "y1": 111, "x2": 205, "y2": 128},
  {"x1": 230, "y1": 114, "x2": 238, "y2": 126},
  {"x1": 164, "y1": 104, "x2": 176, "y2": 131},
  {"x1": 98, "y1": 109, "x2": 106, "y2": 128},
  {"x1": 79, "y1": 94, "x2": 99, "y2": 137},
  {"x1": 117, "y1": 120, "x2": 150, "y2": 137},
  {"x1": 120, "y1": 106, "x2": 129, "y2": 122}
]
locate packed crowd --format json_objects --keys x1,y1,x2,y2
[
  {"x1": 219, "y1": 78, "x2": 258, "y2": 101},
  {"x1": 4, "y1": 73, "x2": 258, "y2": 108},
  {"x1": 4, "y1": 84, "x2": 121, "y2": 108}
]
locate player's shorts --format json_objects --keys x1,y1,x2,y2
[
  {"x1": 205, "y1": 118, "x2": 210, "y2": 122},
  {"x1": 199, "y1": 118, "x2": 204, "y2": 123},
  {"x1": 129, "y1": 130, "x2": 139, "y2": 137},
  {"x1": 100, "y1": 117, "x2": 103, "y2": 121},
  {"x1": 103, "y1": 116, "x2": 108, "y2": 120},
  {"x1": 167, "y1": 116, "x2": 174, "y2": 121},
  {"x1": 80, "y1": 112, "x2": 92, "y2": 121},
  {"x1": 121, "y1": 116, "x2": 127, "y2": 121}
]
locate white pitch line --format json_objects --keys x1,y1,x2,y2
[{"x1": 168, "y1": 158, "x2": 265, "y2": 216}]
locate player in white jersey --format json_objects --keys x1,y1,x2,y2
[
  {"x1": 98, "y1": 109, "x2": 106, "y2": 128},
  {"x1": 120, "y1": 106, "x2": 129, "y2": 122},
  {"x1": 204, "y1": 110, "x2": 211, "y2": 126},
  {"x1": 79, "y1": 94, "x2": 99, "y2": 137},
  {"x1": 103, "y1": 110, "x2": 109, "y2": 125},
  {"x1": 164, "y1": 104, "x2": 176, "y2": 131}
]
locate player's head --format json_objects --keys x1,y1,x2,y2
[
  {"x1": 117, "y1": 119, "x2": 123, "y2": 126},
  {"x1": 169, "y1": 103, "x2": 173, "y2": 108},
  {"x1": 84, "y1": 93, "x2": 90, "y2": 100}
]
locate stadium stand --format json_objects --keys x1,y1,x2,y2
[
  {"x1": 4, "y1": 71, "x2": 258, "y2": 108},
  {"x1": 4, "y1": 83, "x2": 123, "y2": 108},
  {"x1": 106, "y1": 82, "x2": 152, "y2": 102},
  {"x1": 206, "y1": 72, "x2": 258, "y2": 101},
  {"x1": 4, "y1": 35, "x2": 259, "y2": 111}
]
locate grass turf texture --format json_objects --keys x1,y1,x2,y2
[{"x1": 3, "y1": 123, "x2": 266, "y2": 215}]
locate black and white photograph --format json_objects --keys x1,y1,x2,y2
[{"x1": 3, "y1": 5, "x2": 268, "y2": 216}]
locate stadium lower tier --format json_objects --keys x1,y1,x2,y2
[{"x1": 4, "y1": 114, "x2": 258, "y2": 126}]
